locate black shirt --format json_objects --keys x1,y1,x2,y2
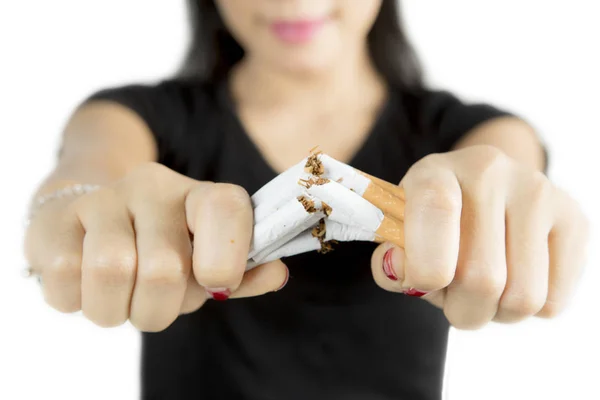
[{"x1": 88, "y1": 79, "x2": 510, "y2": 400}]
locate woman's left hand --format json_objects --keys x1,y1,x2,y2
[{"x1": 371, "y1": 145, "x2": 589, "y2": 329}]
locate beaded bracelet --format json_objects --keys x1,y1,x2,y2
[{"x1": 24, "y1": 183, "x2": 101, "y2": 227}]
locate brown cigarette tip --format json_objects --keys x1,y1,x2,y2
[
  {"x1": 357, "y1": 170, "x2": 405, "y2": 200},
  {"x1": 363, "y1": 183, "x2": 405, "y2": 222}
]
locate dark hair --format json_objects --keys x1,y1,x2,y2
[{"x1": 178, "y1": 0, "x2": 423, "y2": 91}]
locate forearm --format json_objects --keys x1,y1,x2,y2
[
  {"x1": 452, "y1": 116, "x2": 547, "y2": 172},
  {"x1": 32, "y1": 101, "x2": 157, "y2": 198}
]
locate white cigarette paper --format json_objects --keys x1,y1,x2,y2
[
  {"x1": 250, "y1": 209, "x2": 324, "y2": 262},
  {"x1": 324, "y1": 220, "x2": 376, "y2": 242},
  {"x1": 249, "y1": 195, "x2": 322, "y2": 259},
  {"x1": 305, "y1": 180, "x2": 384, "y2": 232},
  {"x1": 251, "y1": 153, "x2": 373, "y2": 224},
  {"x1": 251, "y1": 159, "x2": 306, "y2": 220},
  {"x1": 319, "y1": 154, "x2": 371, "y2": 195},
  {"x1": 246, "y1": 151, "x2": 400, "y2": 271},
  {"x1": 246, "y1": 220, "x2": 377, "y2": 270},
  {"x1": 251, "y1": 230, "x2": 322, "y2": 266}
]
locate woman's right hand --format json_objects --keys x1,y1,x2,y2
[{"x1": 23, "y1": 162, "x2": 288, "y2": 332}]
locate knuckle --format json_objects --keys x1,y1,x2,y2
[
  {"x1": 194, "y1": 264, "x2": 240, "y2": 286},
  {"x1": 413, "y1": 177, "x2": 461, "y2": 215},
  {"x1": 139, "y1": 251, "x2": 188, "y2": 287},
  {"x1": 407, "y1": 262, "x2": 454, "y2": 290},
  {"x1": 501, "y1": 289, "x2": 546, "y2": 317},
  {"x1": 46, "y1": 296, "x2": 81, "y2": 314},
  {"x1": 207, "y1": 184, "x2": 251, "y2": 214},
  {"x1": 470, "y1": 147, "x2": 509, "y2": 190},
  {"x1": 46, "y1": 253, "x2": 81, "y2": 281},
  {"x1": 417, "y1": 152, "x2": 445, "y2": 167},
  {"x1": 130, "y1": 316, "x2": 174, "y2": 333},
  {"x1": 84, "y1": 312, "x2": 127, "y2": 329},
  {"x1": 528, "y1": 171, "x2": 552, "y2": 207},
  {"x1": 86, "y1": 252, "x2": 137, "y2": 287},
  {"x1": 469, "y1": 145, "x2": 507, "y2": 165},
  {"x1": 537, "y1": 300, "x2": 563, "y2": 319},
  {"x1": 455, "y1": 260, "x2": 506, "y2": 298},
  {"x1": 444, "y1": 307, "x2": 486, "y2": 331}
]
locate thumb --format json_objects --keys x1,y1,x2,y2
[
  {"x1": 371, "y1": 243, "x2": 444, "y2": 307},
  {"x1": 180, "y1": 260, "x2": 289, "y2": 314}
]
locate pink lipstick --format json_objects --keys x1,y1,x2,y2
[{"x1": 270, "y1": 18, "x2": 327, "y2": 44}]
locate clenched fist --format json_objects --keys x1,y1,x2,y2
[
  {"x1": 24, "y1": 163, "x2": 288, "y2": 332},
  {"x1": 371, "y1": 145, "x2": 589, "y2": 329}
]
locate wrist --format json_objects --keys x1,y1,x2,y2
[{"x1": 26, "y1": 182, "x2": 101, "y2": 227}]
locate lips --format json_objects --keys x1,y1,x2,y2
[{"x1": 270, "y1": 18, "x2": 328, "y2": 44}]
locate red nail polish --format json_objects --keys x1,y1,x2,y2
[
  {"x1": 206, "y1": 288, "x2": 231, "y2": 301},
  {"x1": 276, "y1": 268, "x2": 289, "y2": 291},
  {"x1": 404, "y1": 288, "x2": 428, "y2": 298},
  {"x1": 382, "y1": 248, "x2": 398, "y2": 281}
]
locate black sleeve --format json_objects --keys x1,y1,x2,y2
[
  {"x1": 420, "y1": 90, "x2": 513, "y2": 152},
  {"x1": 84, "y1": 80, "x2": 194, "y2": 167}
]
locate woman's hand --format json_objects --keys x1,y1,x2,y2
[
  {"x1": 24, "y1": 162, "x2": 288, "y2": 332},
  {"x1": 371, "y1": 145, "x2": 589, "y2": 329}
]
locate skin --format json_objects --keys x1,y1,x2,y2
[{"x1": 24, "y1": 0, "x2": 588, "y2": 332}]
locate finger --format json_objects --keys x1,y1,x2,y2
[
  {"x1": 24, "y1": 203, "x2": 83, "y2": 313},
  {"x1": 179, "y1": 260, "x2": 288, "y2": 312},
  {"x1": 371, "y1": 243, "x2": 446, "y2": 306},
  {"x1": 400, "y1": 160, "x2": 462, "y2": 292},
  {"x1": 370, "y1": 242, "x2": 405, "y2": 291},
  {"x1": 495, "y1": 173, "x2": 551, "y2": 323},
  {"x1": 77, "y1": 190, "x2": 137, "y2": 327},
  {"x1": 129, "y1": 197, "x2": 192, "y2": 333},
  {"x1": 537, "y1": 190, "x2": 588, "y2": 318},
  {"x1": 230, "y1": 260, "x2": 289, "y2": 298},
  {"x1": 444, "y1": 178, "x2": 507, "y2": 330},
  {"x1": 180, "y1": 274, "x2": 207, "y2": 314},
  {"x1": 187, "y1": 183, "x2": 253, "y2": 297}
]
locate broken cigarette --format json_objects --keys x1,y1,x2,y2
[
  {"x1": 251, "y1": 152, "x2": 405, "y2": 224},
  {"x1": 248, "y1": 194, "x2": 324, "y2": 259},
  {"x1": 246, "y1": 149, "x2": 407, "y2": 270},
  {"x1": 318, "y1": 154, "x2": 405, "y2": 222},
  {"x1": 246, "y1": 218, "x2": 391, "y2": 269},
  {"x1": 303, "y1": 178, "x2": 404, "y2": 248}
]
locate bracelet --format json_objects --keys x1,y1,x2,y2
[{"x1": 25, "y1": 183, "x2": 101, "y2": 227}]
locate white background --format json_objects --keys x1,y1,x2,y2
[{"x1": 1, "y1": 1, "x2": 598, "y2": 399}]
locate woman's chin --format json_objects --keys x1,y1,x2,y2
[{"x1": 272, "y1": 54, "x2": 338, "y2": 77}]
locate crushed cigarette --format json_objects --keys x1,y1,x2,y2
[
  {"x1": 298, "y1": 176, "x2": 330, "y2": 189},
  {"x1": 322, "y1": 201, "x2": 332, "y2": 216},
  {"x1": 311, "y1": 219, "x2": 326, "y2": 238},
  {"x1": 249, "y1": 195, "x2": 323, "y2": 259},
  {"x1": 304, "y1": 149, "x2": 325, "y2": 176},
  {"x1": 312, "y1": 218, "x2": 336, "y2": 254},
  {"x1": 246, "y1": 148, "x2": 407, "y2": 270},
  {"x1": 319, "y1": 241, "x2": 336, "y2": 254},
  {"x1": 298, "y1": 195, "x2": 317, "y2": 213}
]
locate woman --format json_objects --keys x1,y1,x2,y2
[{"x1": 24, "y1": 0, "x2": 588, "y2": 399}]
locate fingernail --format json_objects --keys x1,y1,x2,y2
[
  {"x1": 382, "y1": 247, "x2": 399, "y2": 281},
  {"x1": 206, "y1": 287, "x2": 231, "y2": 301},
  {"x1": 403, "y1": 288, "x2": 429, "y2": 298},
  {"x1": 275, "y1": 268, "x2": 290, "y2": 292}
]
